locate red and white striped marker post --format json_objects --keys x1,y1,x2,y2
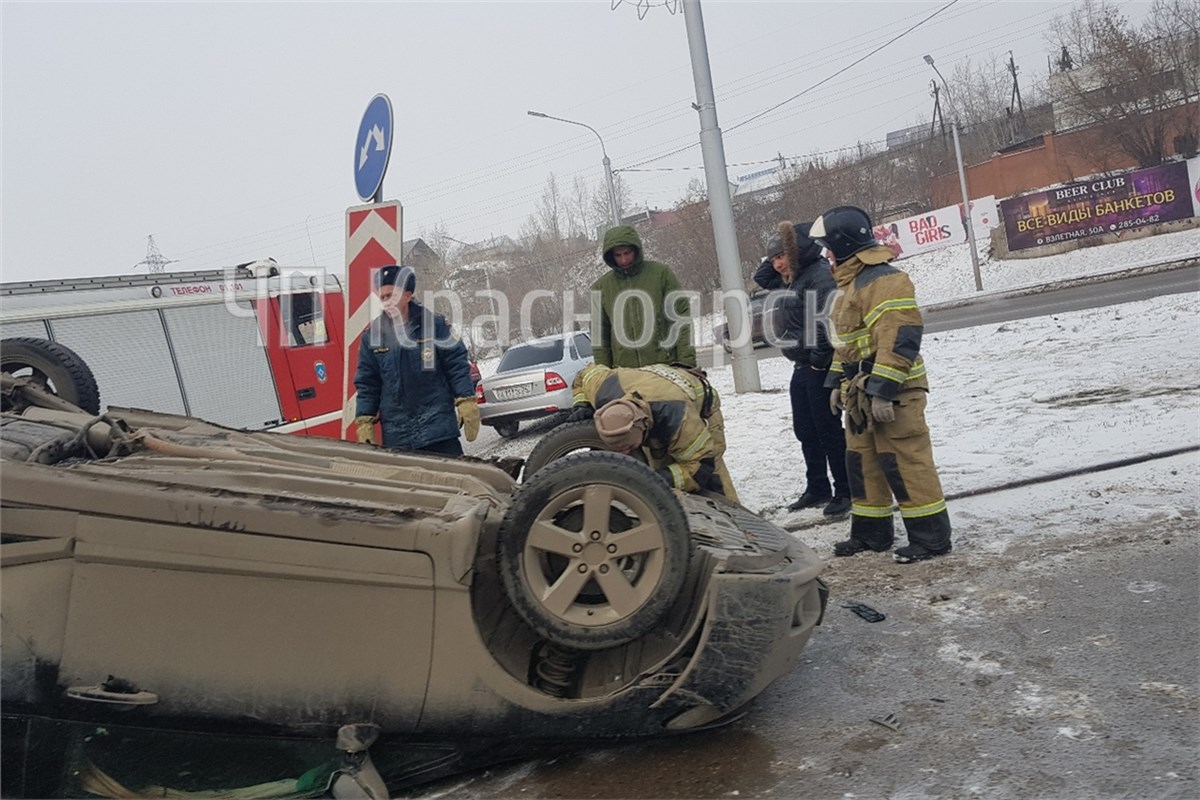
[{"x1": 342, "y1": 201, "x2": 403, "y2": 440}]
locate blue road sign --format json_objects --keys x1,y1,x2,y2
[{"x1": 354, "y1": 94, "x2": 393, "y2": 202}]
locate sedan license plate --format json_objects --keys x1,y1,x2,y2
[{"x1": 493, "y1": 384, "x2": 534, "y2": 402}]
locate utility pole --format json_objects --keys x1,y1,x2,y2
[
  {"x1": 924, "y1": 55, "x2": 983, "y2": 292},
  {"x1": 929, "y1": 80, "x2": 947, "y2": 145},
  {"x1": 1007, "y1": 51, "x2": 1027, "y2": 140},
  {"x1": 682, "y1": 0, "x2": 760, "y2": 392}
]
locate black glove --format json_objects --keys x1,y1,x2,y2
[{"x1": 567, "y1": 402, "x2": 594, "y2": 422}]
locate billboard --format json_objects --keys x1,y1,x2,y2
[
  {"x1": 1000, "y1": 159, "x2": 1197, "y2": 251},
  {"x1": 872, "y1": 197, "x2": 999, "y2": 261}
]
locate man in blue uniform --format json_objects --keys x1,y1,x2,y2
[{"x1": 353, "y1": 265, "x2": 479, "y2": 456}]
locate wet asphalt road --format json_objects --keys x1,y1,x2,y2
[{"x1": 411, "y1": 514, "x2": 1199, "y2": 799}]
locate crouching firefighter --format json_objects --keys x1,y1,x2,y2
[
  {"x1": 568, "y1": 364, "x2": 740, "y2": 503},
  {"x1": 810, "y1": 205, "x2": 952, "y2": 564}
]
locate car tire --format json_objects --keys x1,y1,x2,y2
[
  {"x1": 523, "y1": 418, "x2": 649, "y2": 481},
  {"x1": 494, "y1": 420, "x2": 520, "y2": 438},
  {"x1": 1, "y1": 337, "x2": 101, "y2": 414},
  {"x1": 497, "y1": 451, "x2": 691, "y2": 651},
  {"x1": 522, "y1": 420, "x2": 607, "y2": 480}
]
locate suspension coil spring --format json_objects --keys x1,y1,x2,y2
[{"x1": 532, "y1": 642, "x2": 583, "y2": 698}]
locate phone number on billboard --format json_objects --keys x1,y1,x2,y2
[{"x1": 1110, "y1": 214, "x2": 1161, "y2": 231}]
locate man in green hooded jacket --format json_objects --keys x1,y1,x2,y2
[{"x1": 591, "y1": 225, "x2": 696, "y2": 368}]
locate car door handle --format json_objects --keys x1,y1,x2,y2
[{"x1": 297, "y1": 387, "x2": 317, "y2": 400}]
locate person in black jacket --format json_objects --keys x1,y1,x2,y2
[{"x1": 757, "y1": 221, "x2": 850, "y2": 516}]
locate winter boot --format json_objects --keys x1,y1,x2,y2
[
  {"x1": 787, "y1": 491, "x2": 832, "y2": 512},
  {"x1": 894, "y1": 543, "x2": 952, "y2": 563},
  {"x1": 833, "y1": 514, "x2": 894, "y2": 557},
  {"x1": 895, "y1": 509, "x2": 952, "y2": 564},
  {"x1": 833, "y1": 538, "x2": 875, "y2": 557},
  {"x1": 823, "y1": 496, "x2": 851, "y2": 518}
]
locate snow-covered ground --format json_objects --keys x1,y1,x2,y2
[
  {"x1": 471, "y1": 227, "x2": 1200, "y2": 560},
  {"x1": 901, "y1": 225, "x2": 1200, "y2": 305}
]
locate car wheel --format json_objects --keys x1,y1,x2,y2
[
  {"x1": 497, "y1": 451, "x2": 691, "y2": 651},
  {"x1": 495, "y1": 420, "x2": 520, "y2": 438},
  {"x1": 1, "y1": 337, "x2": 101, "y2": 414},
  {"x1": 523, "y1": 419, "x2": 648, "y2": 480}
]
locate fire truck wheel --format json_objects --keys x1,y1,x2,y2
[
  {"x1": 496, "y1": 451, "x2": 690, "y2": 651},
  {"x1": 1, "y1": 337, "x2": 101, "y2": 415}
]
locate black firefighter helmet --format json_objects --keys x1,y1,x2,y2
[{"x1": 810, "y1": 206, "x2": 878, "y2": 262}]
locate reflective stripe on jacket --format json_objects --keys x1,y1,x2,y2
[
  {"x1": 573, "y1": 364, "x2": 720, "y2": 493},
  {"x1": 825, "y1": 246, "x2": 929, "y2": 400}
]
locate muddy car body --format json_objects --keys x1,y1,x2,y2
[{"x1": 0, "y1": 344, "x2": 826, "y2": 794}]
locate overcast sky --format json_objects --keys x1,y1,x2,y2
[{"x1": 1, "y1": 0, "x2": 1153, "y2": 283}]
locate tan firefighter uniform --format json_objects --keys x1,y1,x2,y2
[
  {"x1": 825, "y1": 244, "x2": 951, "y2": 555},
  {"x1": 573, "y1": 364, "x2": 739, "y2": 502}
]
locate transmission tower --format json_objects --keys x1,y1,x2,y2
[{"x1": 134, "y1": 235, "x2": 178, "y2": 274}]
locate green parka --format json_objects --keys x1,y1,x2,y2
[{"x1": 591, "y1": 226, "x2": 696, "y2": 368}]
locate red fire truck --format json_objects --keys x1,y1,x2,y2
[{"x1": 1, "y1": 260, "x2": 348, "y2": 438}]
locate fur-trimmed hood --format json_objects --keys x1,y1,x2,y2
[{"x1": 774, "y1": 220, "x2": 825, "y2": 271}]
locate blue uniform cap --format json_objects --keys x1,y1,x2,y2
[{"x1": 374, "y1": 265, "x2": 416, "y2": 293}]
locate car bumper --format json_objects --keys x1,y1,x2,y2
[
  {"x1": 655, "y1": 539, "x2": 827, "y2": 729},
  {"x1": 479, "y1": 387, "x2": 572, "y2": 424}
]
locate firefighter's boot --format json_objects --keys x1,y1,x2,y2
[
  {"x1": 833, "y1": 514, "x2": 894, "y2": 557},
  {"x1": 894, "y1": 509, "x2": 952, "y2": 564}
]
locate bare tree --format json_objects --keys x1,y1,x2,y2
[
  {"x1": 566, "y1": 175, "x2": 594, "y2": 239},
  {"x1": 1049, "y1": 0, "x2": 1199, "y2": 166},
  {"x1": 590, "y1": 173, "x2": 632, "y2": 229},
  {"x1": 642, "y1": 193, "x2": 720, "y2": 301},
  {"x1": 946, "y1": 56, "x2": 1043, "y2": 159}
]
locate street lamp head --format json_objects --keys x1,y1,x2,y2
[
  {"x1": 527, "y1": 110, "x2": 547, "y2": 118},
  {"x1": 923, "y1": 54, "x2": 934, "y2": 66}
]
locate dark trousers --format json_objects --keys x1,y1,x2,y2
[
  {"x1": 415, "y1": 437, "x2": 464, "y2": 457},
  {"x1": 384, "y1": 438, "x2": 463, "y2": 455},
  {"x1": 790, "y1": 365, "x2": 850, "y2": 498}
]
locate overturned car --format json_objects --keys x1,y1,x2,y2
[{"x1": 1, "y1": 340, "x2": 827, "y2": 797}]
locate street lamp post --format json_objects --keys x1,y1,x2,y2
[
  {"x1": 924, "y1": 55, "x2": 983, "y2": 292},
  {"x1": 527, "y1": 111, "x2": 621, "y2": 227}
]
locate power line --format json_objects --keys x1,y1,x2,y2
[
  {"x1": 171, "y1": 1, "x2": 1068, "y2": 270},
  {"x1": 620, "y1": 0, "x2": 963, "y2": 171}
]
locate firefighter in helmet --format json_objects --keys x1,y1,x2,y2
[
  {"x1": 809, "y1": 205, "x2": 952, "y2": 563},
  {"x1": 568, "y1": 363, "x2": 738, "y2": 502}
]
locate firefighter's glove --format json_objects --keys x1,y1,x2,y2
[
  {"x1": 567, "y1": 402, "x2": 595, "y2": 423},
  {"x1": 456, "y1": 397, "x2": 480, "y2": 443},
  {"x1": 844, "y1": 373, "x2": 872, "y2": 435},
  {"x1": 829, "y1": 386, "x2": 843, "y2": 416},
  {"x1": 846, "y1": 399, "x2": 869, "y2": 436},
  {"x1": 871, "y1": 396, "x2": 896, "y2": 424},
  {"x1": 354, "y1": 415, "x2": 378, "y2": 446}
]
